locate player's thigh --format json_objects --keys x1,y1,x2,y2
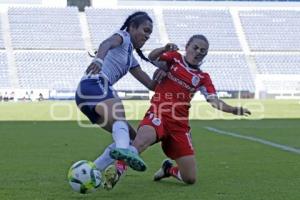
[
  {"x1": 95, "y1": 97, "x2": 126, "y2": 130},
  {"x1": 95, "y1": 97, "x2": 136, "y2": 139},
  {"x1": 128, "y1": 123, "x2": 137, "y2": 140},
  {"x1": 133, "y1": 125, "x2": 157, "y2": 153},
  {"x1": 175, "y1": 155, "x2": 197, "y2": 184}
]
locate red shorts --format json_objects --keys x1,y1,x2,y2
[{"x1": 139, "y1": 111, "x2": 194, "y2": 160}]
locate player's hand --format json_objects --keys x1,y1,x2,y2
[
  {"x1": 88, "y1": 50, "x2": 97, "y2": 58},
  {"x1": 86, "y1": 63, "x2": 101, "y2": 75},
  {"x1": 164, "y1": 43, "x2": 179, "y2": 52},
  {"x1": 85, "y1": 58, "x2": 103, "y2": 75},
  {"x1": 153, "y1": 69, "x2": 167, "y2": 82},
  {"x1": 152, "y1": 61, "x2": 168, "y2": 72},
  {"x1": 233, "y1": 107, "x2": 251, "y2": 116}
]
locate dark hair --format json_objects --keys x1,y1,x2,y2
[
  {"x1": 186, "y1": 34, "x2": 209, "y2": 48},
  {"x1": 120, "y1": 11, "x2": 152, "y2": 32},
  {"x1": 121, "y1": 11, "x2": 153, "y2": 63}
]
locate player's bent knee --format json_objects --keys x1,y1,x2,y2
[
  {"x1": 132, "y1": 138, "x2": 149, "y2": 153},
  {"x1": 182, "y1": 177, "x2": 196, "y2": 185}
]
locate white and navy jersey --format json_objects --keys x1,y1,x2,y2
[{"x1": 101, "y1": 30, "x2": 139, "y2": 85}]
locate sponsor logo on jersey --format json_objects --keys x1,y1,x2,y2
[
  {"x1": 167, "y1": 73, "x2": 196, "y2": 92},
  {"x1": 192, "y1": 75, "x2": 200, "y2": 86},
  {"x1": 152, "y1": 117, "x2": 161, "y2": 126}
]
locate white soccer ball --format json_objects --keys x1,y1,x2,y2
[{"x1": 68, "y1": 160, "x2": 102, "y2": 194}]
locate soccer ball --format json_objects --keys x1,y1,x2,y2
[{"x1": 68, "y1": 160, "x2": 102, "y2": 194}]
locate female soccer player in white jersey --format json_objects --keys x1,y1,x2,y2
[{"x1": 75, "y1": 11, "x2": 166, "y2": 173}]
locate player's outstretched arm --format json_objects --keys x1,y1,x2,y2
[
  {"x1": 130, "y1": 66, "x2": 166, "y2": 91},
  {"x1": 207, "y1": 97, "x2": 251, "y2": 116},
  {"x1": 148, "y1": 43, "x2": 179, "y2": 61}
]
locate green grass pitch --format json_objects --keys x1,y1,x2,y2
[{"x1": 0, "y1": 99, "x2": 300, "y2": 200}]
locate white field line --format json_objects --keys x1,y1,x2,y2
[{"x1": 204, "y1": 126, "x2": 300, "y2": 155}]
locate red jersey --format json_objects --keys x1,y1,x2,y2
[{"x1": 150, "y1": 51, "x2": 216, "y2": 124}]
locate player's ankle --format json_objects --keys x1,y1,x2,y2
[{"x1": 116, "y1": 160, "x2": 127, "y2": 174}]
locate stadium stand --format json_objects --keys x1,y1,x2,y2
[
  {"x1": 8, "y1": 7, "x2": 84, "y2": 49},
  {"x1": 239, "y1": 10, "x2": 300, "y2": 51},
  {"x1": 254, "y1": 54, "x2": 300, "y2": 74},
  {"x1": 85, "y1": 7, "x2": 162, "y2": 50},
  {"x1": 0, "y1": 18, "x2": 4, "y2": 49},
  {"x1": 202, "y1": 54, "x2": 254, "y2": 91},
  {"x1": 0, "y1": 2, "x2": 299, "y2": 99},
  {"x1": 14, "y1": 51, "x2": 89, "y2": 90},
  {"x1": 0, "y1": 0, "x2": 42, "y2": 3},
  {"x1": 0, "y1": 52, "x2": 10, "y2": 88},
  {"x1": 163, "y1": 8, "x2": 242, "y2": 51}
]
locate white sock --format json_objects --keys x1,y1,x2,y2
[
  {"x1": 129, "y1": 145, "x2": 138, "y2": 154},
  {"x1": 94, "y1": 143, "x2": 116, "y2": 171},
  {"x1": 176, "y1": 171, "x2": 183, "y2": 181},
  {"x1": 112, "y1": 121, "x2": 130, "y2": 149}
]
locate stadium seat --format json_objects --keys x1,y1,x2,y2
[
  {"x1": 255, "y1": 54, "x2": 300, "y2": 74},
  {"x1": 85, "y1": 8, "x2": 162, "y2": 51},
  {"x1": 163, "y1": 9, "x2": 242, "y2": 51},
  {"x1": 239, "y1": 10, "x2": 300, "y2": 51},
  {"x1": 14, "y1": 51, "x2": 89, "y2": 90},
  {"x1": 8, "y1": 7, "x2": 84, "y2": 50},
  {"x1": 0, "y1": 52, "x2": 10, "y2": 88}
]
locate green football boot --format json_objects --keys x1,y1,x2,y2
[{"x1": 109, "y1": 148, "x2": 147, "y2": 172}]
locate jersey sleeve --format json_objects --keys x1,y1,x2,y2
[
  {"x1": 199, "y1": 73, "x2": 217, "y2": 100},
  {"x1": 115, "y1": 30, "x2": 131, "y2": 46},
  {"x1": 159, "y1": 51, "x2": 178, "y2": 66}
]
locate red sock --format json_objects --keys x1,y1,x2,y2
[
  {"x1": 116, "y1": 160, "x2": 127, "y2": 175},
  {"x1": 167, "y1": 166, "x2": 182, "y2": 181}
]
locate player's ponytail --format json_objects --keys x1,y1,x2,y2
[{"x1": 136, "y1": 48, "x2": 151, "y2": 63}]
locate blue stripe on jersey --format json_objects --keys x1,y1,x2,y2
[{"x1": 126, "y1": 44, "x2": 133, "y2": 67}]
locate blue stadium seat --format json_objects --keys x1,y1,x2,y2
[
  {"x1": 85, "y1": 8, "x2": 162, "y2": 51},
  {"x1": 8, "y1": 7, "x2": 84, "y2": 50},
  {"x1": 201, "y1": 54, "x2": 255, "y2": 91},
  {"x1": 14, "y1": 51, "x2": 89, "y2": 90},
  {"x1": 0, "y1": 18, "x2": 5, "y2": 49},
  {"x1": 239, "y1": 10, "x2": 300, "y2": 51},
  {"x1": 255, "y1": 54, "x2": 300, "y2": 74},
  {"x1": 0, "y1": 52, "x2": 10, "y2": 88},
  {"x1": 163, "y1": 9, "x2": 242, "y2": 51}
]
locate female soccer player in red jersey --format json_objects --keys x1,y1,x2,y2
[{"x1": 106, "y1": 34, "x2": 251, "y2": 187}]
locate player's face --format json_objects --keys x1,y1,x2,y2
[
  {"x1": 130, "y1": 20, "x2": 153, "y2": 49},
  {"x1": 185, "y1": 38, "x2": 208, "y2": 66}
]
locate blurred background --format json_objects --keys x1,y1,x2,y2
[{"x1": 0, "y1": 0, "x2": 299, "y2": 103}]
